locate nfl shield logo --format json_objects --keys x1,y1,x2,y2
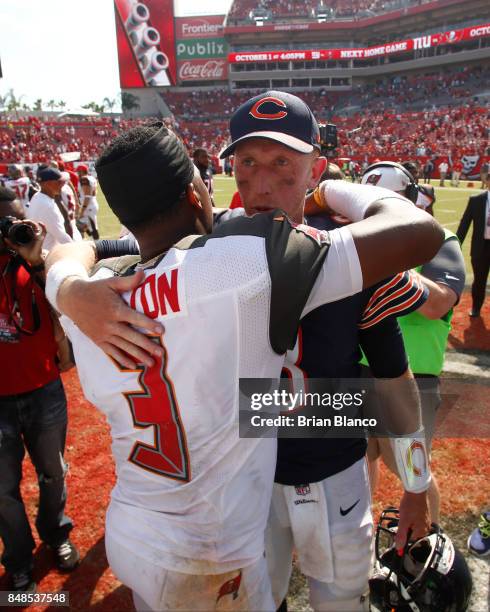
[{"x1": 295, "y1": 484, "x2": 311, "y2": 496}]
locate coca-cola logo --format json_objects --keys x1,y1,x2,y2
[{"x1": 178, "y1": 60, "x2": 227, "y2": 81}]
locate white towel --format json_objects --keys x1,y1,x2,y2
[{"x1": 282, "y1": 482, "x2": 334, "y2": 583}]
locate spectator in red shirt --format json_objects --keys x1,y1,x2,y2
[
  {"x1": 0, "y1": 187, "x2": 79, "y2": 592},
  {"x1": 451, "y1": 159, "x2": 463, "y2": 187}
]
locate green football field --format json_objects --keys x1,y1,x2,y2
[{"x1": 97, "y1": 175, "x2": 482, "y2": 282}]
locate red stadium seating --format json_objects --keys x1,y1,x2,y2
[{"x1": 0, "y1": 67, "x2": 488, "y2": 164}]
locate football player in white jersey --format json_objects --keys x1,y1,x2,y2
[
  {"x1": 60, "y1": 174, "x2": 82, "y2": 241},
  {"x1": 46, "y1": 108, "x2": 442, "y2": 610},
  {"x1": 4, "y1": 165, "x2": 32, "y2": 213},
  {"x1": 77, "y1": 164, "x2": 99, "y2": 239}
]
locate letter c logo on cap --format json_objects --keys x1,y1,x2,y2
[{"x1": 249, "y1": 97, "x2": 287, "y2": 120}]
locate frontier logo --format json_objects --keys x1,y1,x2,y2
[
  {"x1": 177, "y1": 16, "x2": 225, "y2": 39},
  {"x1": 182, "y1": 21, "x2": 222, "y2": 36}
]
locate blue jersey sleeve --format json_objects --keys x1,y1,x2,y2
[
  {"x1": 360, "y1": 317, "x2": 408, "y2": 378},
  {"x1": 359, "y1": 270, "x2": 427, "y2": 330}
]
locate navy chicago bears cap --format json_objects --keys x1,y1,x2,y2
[{"x1": 220, "y1": 90, "x2": 321, "y2": 158}]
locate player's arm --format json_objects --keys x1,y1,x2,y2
[
  {"x1": 314, "y1": 181, "x2": 444, "y2": 289},
  {"x1": 361, "y1": 319, "x2": 430, "y2": 550},
  {"x1": 415, "y1": 236, "x2": 465, "y2": 319},
  {"x1": 45, "y1": 241, "x2": 162, "y2": 368},
  {"x1": 303, "y1": 182, "x2": 443, "y2": 317}
]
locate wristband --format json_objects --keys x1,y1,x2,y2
[
  {"x1": 320, "y1": 180, "x2": 413, "y2": 222},
  {"x1": 312, "y1": 186, "x2": 327, "y2": 210},
  {"x1": 390, "y1": 429, "x2": 431, "y2": 493},
  {"x1": 45, "y1": 260, "x2": 89, "y2": 312}
]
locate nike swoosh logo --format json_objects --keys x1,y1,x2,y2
[
  {"x1": 445, "y1": 273, "x2": 460, "y2": 281},
  {"x1": 340, "y1": 499, "x2": 360, "y2": 516}
]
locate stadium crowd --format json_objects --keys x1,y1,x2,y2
[
  {"x1": 2, "y1": 106, "x2": 488, "y2": 166},
  {"x1": 227, "y1": 0, "x2": 430, "y2": 22},
  {"x1": 1, "y1": 65, "x2": 488, "y2": 164}
]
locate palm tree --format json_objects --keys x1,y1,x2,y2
[
  {"x1": 47, "y1": 99, "x2": 56, "y2": 112},
  {"x1": 0, "y1": 93, "x2": 8, "y2": 111},
  {"x1": 81, "y1": 101, "x2": 105, "y2": 115},
  {"x1": 6, "y1": 89, "x2": 24, "y2": 118},
  {"x1": 57, "y1": 100, "x2": 67, "y2": 111},
  {"x1": 33, "y1": 98, "x2": 43, "y2": 111},
  {"x1": 120, "y1": 92, "x2": 140, "y2": 116},
  {"x1": 103, "y1": 97, "x2": 116, "y2": 114}
]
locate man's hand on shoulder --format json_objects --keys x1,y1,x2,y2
[
  {"x1": 57, "y1": 272, "x2": 164, "y2": 369},
  {"x1": 46, "y1": 242, "x2": 165, "y2": 369}
]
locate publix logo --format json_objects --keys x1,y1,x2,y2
[{"x1": 176, "y1": 39, "x2": 227, "y2": 59}]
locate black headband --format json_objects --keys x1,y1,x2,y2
[{"x1": 96, "y1": 122, "x2": 195, "y2": 226}]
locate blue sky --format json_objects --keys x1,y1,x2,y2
[{"x1": 0, "y1": 0, "x2": 233, "y2": 111}]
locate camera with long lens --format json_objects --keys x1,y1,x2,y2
[
  {"x1": 0, "y1": 216, "x2": 36, "y2": 246},
  {"x1": 319, "y1": 123, "x2": 338, "y2": 157}
]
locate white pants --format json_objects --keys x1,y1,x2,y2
[
  {"x1": 266, "y1": 458, "x2": 373, "y2": 611},
  {"x1": 105, "y1": 531, "x2": 275, "y2": 611}
]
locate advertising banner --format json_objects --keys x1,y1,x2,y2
[
  {"x1": 175, "y1": 15, "x2": 227, "y2": 82},
  {"x1": 177, "y1": 58, "x2": 228, "y2": 81},
  {"x1": 175, "y1": 15, "x2": 224, "y2": 39},
  {"x1": 114, "y1": 0, "x2": 177, "y2": 87},
  {"x1": 176, "y1": 38, "x2": 227, "y2": 60},
  {"x1": 228, "y1": 22, "x2": 490, "y2": 63}
]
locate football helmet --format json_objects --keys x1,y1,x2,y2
[
  {"x1": 369, "y1": 507, "x2": 472, "y2": 612},
  {"x1": 361, "y1": 161, "x2": 419, "y2": 204}
]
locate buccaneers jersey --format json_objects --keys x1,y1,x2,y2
[
  {"x1": 62, "y1": 210, "x2": 362, "y2": 575},
  {"x1": 78, "y1": 174, "x2": 98, "y2": 206},
  {"x1": 5, "y1": 177, "x2": 31, "y2": 212}
]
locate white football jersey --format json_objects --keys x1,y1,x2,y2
[
  {"x1": 60, "y1": 184, "x2": 76, "y2": 221},
  {"x1": 61, "y1": 211, "x2": 362, "y2": 575},
  {"x1": 60, "y1": 184, "x2": 83, "y2": 241},
  {"x1": 6, "y1": 177, "x2": 31, "y2": 211},
  {"x1": 78, "y1": 174, "x2": 98, "y2": 205}
]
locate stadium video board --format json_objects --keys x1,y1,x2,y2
[{"x1": 114, "y1": 0, "x2": 177, "y2": 87}]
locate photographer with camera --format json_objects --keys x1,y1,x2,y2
[{"x1": 0, "y1": 186, "x2": 79, "y2": 593}]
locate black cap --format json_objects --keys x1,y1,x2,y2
[
  {"x1": 96, "y1": 122, "x2": 195, "y2": 228},
  {"x1": 38, "y1": 167, "x2": 63, "y2": 182},
  {"x1": 220, "y1": 90, "x2": 321, "y2": 159}
]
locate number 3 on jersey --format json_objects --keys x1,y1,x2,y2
[{"x1": 115, "y1": 337, "x2": 190, "y2": 482}]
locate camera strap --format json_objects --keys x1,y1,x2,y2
[{"x1": 1, "y1": 256, "x2": 41, "y2": 336}]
